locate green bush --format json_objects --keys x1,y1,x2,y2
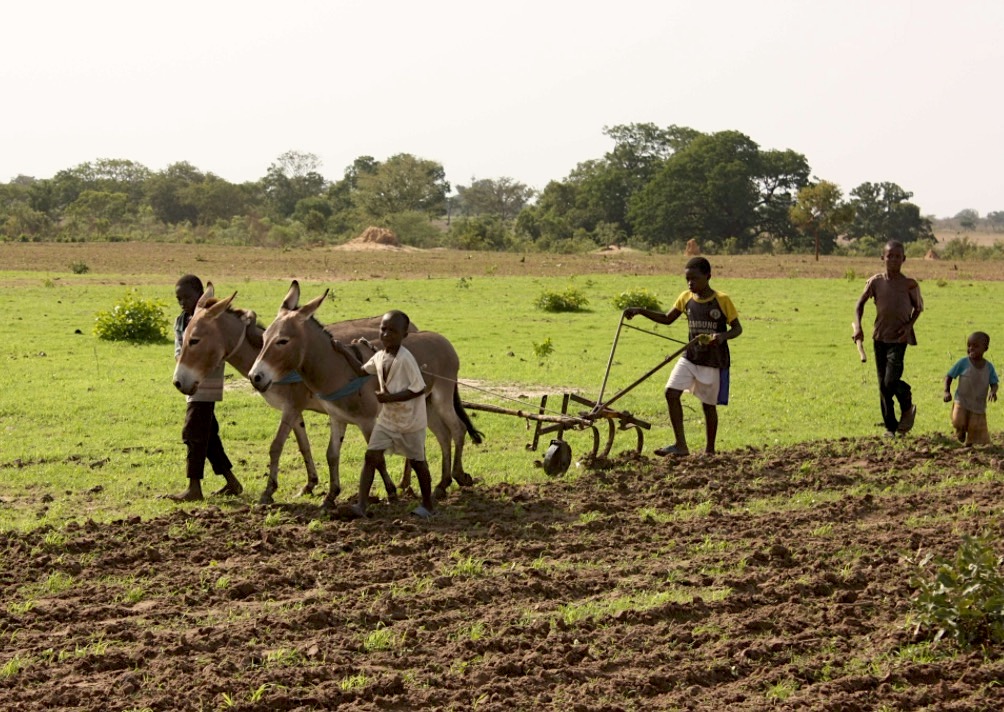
[
  {"x1": 611, "y1": 288, "x2": 661, "y2": 311},
  {"x1": 534, "y1": 288, "x2": 589, "y2": 313},
  {"x1": 910, "y1": 535, "x2": 1004, "y2": 647},
  {"x1": 69, "y1": 261, "x2": 90, "y2": 274},
  {"x1": 94, "y1": 290, "x2": 170, "y2": 343}
]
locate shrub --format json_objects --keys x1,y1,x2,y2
[
  {"x1": 532, "y1": 337, "x2": 554, "y2": 359},
  {"x1": 94, "y1": 290, "x2": 170, "y2": 343},
  {"x1": 69, "y1": 261, "x2": 90, "y2": 274},
  {"x1": 534, "y1": 288, "x2": 589, "y2": 313},
  {"x1": 910, "y1": 535, "x2": 1004, "y2": 647},
  {"x1": 611, "y1": 288, "x2": 661, "y2": 312}
]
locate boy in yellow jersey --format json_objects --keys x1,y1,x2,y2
[{"x1": 625, "y1": 257, "x2": 742, "y2": 456}]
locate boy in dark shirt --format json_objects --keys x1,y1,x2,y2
[
  {"x1": 853, "y1": 240, "x2": 924, "y2": 437},
  {"x1": 167, "y1": 274, "x2": 243, "y2": 501},
  {"x1": 625, "y1": 257, "x2": 742, "y2": 456}
]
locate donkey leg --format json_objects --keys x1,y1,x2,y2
[
  {"x1": 321, "y1": 419, "x2": 346, "y2": 510},
  {"x1": 375, "y1": 460, "x2": 398, "y2": 503},
  {"x1": 426, "y1": 407, "x2": 453, "y2": 500},
  {"x1": 260, "y1": 417, "x2": 294, "y2": 505},
  {"x1": 398, "y1": 460, "x2": 413, "y2": 497},
  {"x1": 290, "y1": 416, "x2": 320, "y2": 497}
]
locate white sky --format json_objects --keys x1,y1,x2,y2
[{"x1": 3, "y1": 0, "x2": 1001, "y2": 218}]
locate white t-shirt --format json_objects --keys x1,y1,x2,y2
[{"x1": 363, "y1": 346, "x2": 428, "y2": 433}]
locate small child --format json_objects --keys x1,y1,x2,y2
[
  {"x1": 335, "y1": 310, "x2": 435, "y2": 518},
  {"x1": 943, "y1": 331, "x2": 998, "y2": 445}
]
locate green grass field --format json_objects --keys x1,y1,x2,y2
[{"x1": 1, "y1": 269, "x2": 1000, "y2": 532}]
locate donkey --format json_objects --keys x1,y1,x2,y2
[
  {"x1": 248, "y1": 280, "x2": 483, "y2": 510},
  {"x1": 172, "y1": 284, "x2": 401, "y2": 505}
]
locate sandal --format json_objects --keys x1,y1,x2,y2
[{"x1": 654, "y1": 445, "x2": 690, "y2": 457}]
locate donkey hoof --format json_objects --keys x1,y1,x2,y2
[
  {"x1": 434, "y1": 486, "x2": 449, "y2": 501},
  {"x1": 455, "y1": 472, "x2": 475, "y2": 487},
  {"x1": 297, "y1": 486, "x2": 315, "y2": 498},
  {"x1": 257, "y1": 493, "x2": 275, "y2": 506}
]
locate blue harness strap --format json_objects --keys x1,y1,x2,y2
[
  {"x1": 275, "y1": 371, "x2": 304, "y2": 385},
  {"x1": 318, "y1": 375, "x2": 372, "y2": 401}
]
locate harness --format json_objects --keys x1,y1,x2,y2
[
  {"x1": 222, "y1": 317, "x2": 249, "y2": 362},
  {"x1": 274, "y1": 338, "x2": 374, "y2": 401}
]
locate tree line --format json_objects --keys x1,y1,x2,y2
[{"x1": 0, "y1": 122, "x2": 977, "y2": 254}]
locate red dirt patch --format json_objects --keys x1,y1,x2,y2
[{"x1": 3, "y1": 435, "x2": 1003, "y2": 710}]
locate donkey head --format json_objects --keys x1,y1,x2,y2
[
  {"x1": 249, "y1": 280, "x2": 328, "y2": 393},
  {"x1": 172, "y1": 282, "x2": 243, "y2": 395}
]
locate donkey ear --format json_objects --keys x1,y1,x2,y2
[
  {"x1": 296, "y1": 289, "x2": 329, "y2": 321},
  {"x1": 280, "y1": 280, "x2": 301, "y2": 312},
  {"x1": 196, "y1": 282, "x2": 216, "y2": 309},
  {"x1": 204, "y1": 291, "x2": 237, "y2": 319}
]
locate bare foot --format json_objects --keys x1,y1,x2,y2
[
  {"x1": 161, "y1": 488, "x2": 203, "y2": 502},
  {"x1": 213, "y1": 482, "x2": 243, "y2": 496}
]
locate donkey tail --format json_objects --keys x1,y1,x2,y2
[{"x1": 453, "y1": 385, "x2": 484, "y2": 444}]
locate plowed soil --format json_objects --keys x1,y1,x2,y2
[{"x1": 4, "y1": 435, "x2": 1004, "y2": 711}]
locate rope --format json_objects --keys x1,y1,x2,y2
[
  {"x1": 419, "y1": 322, "x2": 692, "y2": 418},
  {"x1": 420, "y1": 369, "x2": 597, "y2": 419}
]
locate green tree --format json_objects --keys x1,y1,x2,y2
[
  {"x1": 846, "y1": 182, "x2": 933, "y2": 243},
  {"x1": 753, "y1": 149, "x2": 811, "y2": 247},
  {"x1": 180, "y1": 177, "x2": 251, "y2": 225},
  {"x1": 455, "y1": 177, "x2": 535, "y2": 221},
  {"x1": 145, "y1": 161, "x2": 205, "y2": 224},
  {"x1": 262, "y1": 150, "x2": 326, "y2": 218},
  {"x1": 353, "y1": 153, "x2": 449, "y2": 220},
  {"x1": 789, "y1": 180, "x2": 854, "y2": 257},
  {"x1": 629, "y1": 130, "x2": 762, "y2": 249},
  {"x1": 954, "y1": 208, "x2": 979, "y2": 231},
  {"x1": 987, "y1": 210, "x2": 1004, "y2": 232}
]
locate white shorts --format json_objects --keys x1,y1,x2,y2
[
  {"x1": 367, "y1": 423, "x2": 426, "y2": 461},
  {"x1": 666, "y1": 357, "x2": 720, "y2": 406}
]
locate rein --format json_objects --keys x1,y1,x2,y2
[
  {"x1": 314, "y1": 338, "x2": 372, "y2": 401},
  {"x1": 276, "y1": 332, "x2": 374, "y2": 399},
  {"x1": 223, "y1": 318, "x2": 249, "y2": 362}
]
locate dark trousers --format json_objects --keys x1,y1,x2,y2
[
  {"x1": 873, "y1": 341, "x2": 912, "y2": 432},
  {"x1": 182, "y1": 401, "x2": 232, "y2": 480}
]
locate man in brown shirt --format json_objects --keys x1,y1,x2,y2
[{"x1": 853, "y1": 240, "x2": 924, "y2": 437}]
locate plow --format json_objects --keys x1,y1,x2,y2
[{"x1": 457, "y1": 315, "x2": 708, "y2": 475}]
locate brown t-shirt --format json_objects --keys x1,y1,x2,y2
[{"x1": 861, "y1": 272, "x2": 923, "y2": 345}]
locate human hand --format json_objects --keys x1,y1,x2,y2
[
  {"x1": 943, "y1": 391, "x2": 952, "y2": 403},
  {"x1": 990, "y1": 391, "x2": 998, "y2": 403},
  {"x1": 376, "y1": 390, "x2": 390, "y2": 403},
  {"x1": 623, "y1": 308, "x2": 639, "y2": 320}
]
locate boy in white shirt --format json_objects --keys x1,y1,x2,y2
[{"x1": 336, "y1": 310, "x2": 434, "y2": 518}]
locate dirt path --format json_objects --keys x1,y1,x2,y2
[{"x1": 3, "y1": 435, "x2": 1003, "y2": 710}]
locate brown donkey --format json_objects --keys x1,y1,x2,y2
[
  {"x1": 249, "y1": 280, "x2": 482, "y2": 510},
  {"x1": 173, "y1": 284, "x2": 401, "y2": 505}
]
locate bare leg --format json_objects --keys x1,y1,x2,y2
[
  {"x1": 702, "y1": 403, "x2": 718, "y2": 454},
  {"x1": 213, "y1": 470, "x2": 243, "y2": 496},
  {"x1": 410, "y1": 459, "x2": 434, "y2": 517},
  {"x1": 351, "y1": 449, "x2": 383, "y2": 517},
  {"x1": 665, "y1": 388, "x2": 688, "y2": 452},
  {"x1": 165, "y1": 477, "x2": 203, "y2": 502}
]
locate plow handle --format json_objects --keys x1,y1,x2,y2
[{"x1": 591, "y1": 337, "x2": 699, "y2": 414}]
